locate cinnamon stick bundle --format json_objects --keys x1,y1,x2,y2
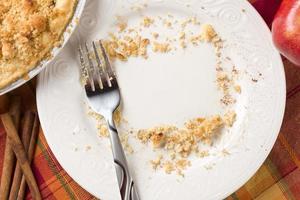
[
  {"x1": 0, "y1": 96, "x2": 21, "y2": 200},
  {"x1": 9, "y1": 112, "x2": 35, "y2": 200},
  {"x1": 1, "y1": 114, "x2": 41, "y2": 200},
  {"x1": 17, "y1": 114, "x2": 40, "y2": 200}
]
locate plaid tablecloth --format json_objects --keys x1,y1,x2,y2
[{"x1": 1, "y1": 0, "x2": 300, "y2": 199}]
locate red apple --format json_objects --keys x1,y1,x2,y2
[{"x1": 272, "y1": 0, "x2": 300, "y2": 66}]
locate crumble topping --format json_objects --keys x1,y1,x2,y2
[
  {"x1": 163, "y1": 161, "x2": 175, "y2": 174},
  {"x1": 121, "y1": 134, "x2": 134, "y2": 154},
  {"x1": 103, "y1": 34, "x2": 150, "y2": 60},
  {"x1": 152, "y1": 32, "x2": 159, "y2": 39},
  {"x1": 150, "y1": 154, "x2": 163, "y2": 170},
  {"x1": 197, "y1": 150, "x2": 209, "y2": 158},
  {"x1": 152, "y1": 42, "x2": 171, "y2": 53},
  {"x1": 160, "y1": 159, "x2": 190, "y2": 175},
  {"x1": 117, "y1": 21, "x2": 127, "y2": 32},
  {"x1": 223, "y1": 111, "x2": 237, "y2": 127},
  {"x1": 137, "y1": 112, "x2": 234, "y2": 164},
  {"x1": 201, "y1": 24, "x2": 217, "y2": 42},
  {"x1": 0, "y1": 0, "x2": 78, "y2": 89},
  {"x1": 234, "y1": 85, "x2": 241, "y2": 93},
  {"x1": 142, "y1": 17, "x2": 154, "y2": 27},
  {"x1": 176, "y1": 159, "x2": 191, "y2": 171},
  {"x1": 98, "y1": 124, "x2": 109, "y2": 137}
]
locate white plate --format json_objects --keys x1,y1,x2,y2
[
  {"x1": 0, "y1": 0, "x2": 86, "y2": 95},
  {"x1": 37, "y1": 0, "x2": 286, "y2": 199}
]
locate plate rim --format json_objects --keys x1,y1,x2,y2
[{"x1": 218, "y1": 0, "x2": 286, "y2": 197}]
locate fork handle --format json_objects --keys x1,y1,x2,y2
[{"x1": 107, "y1": 119, "x2": 140, "y2": 200}]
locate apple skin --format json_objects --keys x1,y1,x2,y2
[{"x1": 272, "y1": 0, "x2": 300, "y2": 66}]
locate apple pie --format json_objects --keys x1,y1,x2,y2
[{"x1": 0, "y1": 0, "x2": 78, "y2": 89}]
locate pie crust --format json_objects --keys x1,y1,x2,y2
[{"x1": 0, "y1": 0, "x2": 77, "y2": 89}]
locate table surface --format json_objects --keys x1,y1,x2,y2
[{"x1": 1, "y1": 0, "x2": 300, "y2": 199}]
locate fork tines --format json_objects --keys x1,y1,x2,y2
[{"x1": 78, "y1": 40, "x2": 118, "y2": 94}]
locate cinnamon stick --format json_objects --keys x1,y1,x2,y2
[
  {"x1": 0, "y1": 94, "x2": 9, "y2": 114},
  {"x1": 0, "y1": 96, "x2": 21, "y2": 200},
  {"x1": 9, "y1": 96, "x2": 22, "y2": 126},
  {"x1": 9, "y1": 112, "x2": 35, "y2": 200},
  {"x1": 1, "y1": 113, "x2": 41, "y2": 200},
  {"x1": 17, "y1": 113, "x2": 40, "y2": 200}
]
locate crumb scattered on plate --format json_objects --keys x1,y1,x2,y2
[{"x1": 84, "y1": 13, "x2": 242, "y2": 175}]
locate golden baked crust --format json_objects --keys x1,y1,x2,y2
[{"x1": 0, "y1": 0, "x2": 77, "y2": 89}]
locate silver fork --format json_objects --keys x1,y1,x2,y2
[{"x1": 78, "y1": 40, "x2": 140, "y2": 200}]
